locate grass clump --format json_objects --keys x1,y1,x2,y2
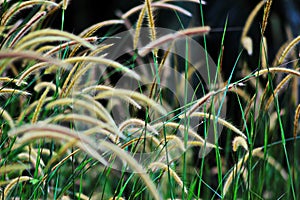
[{"x1": 1, "y1": 0, "x2": 300, "y2": 199}]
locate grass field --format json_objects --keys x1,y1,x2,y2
[{"x1": 0, "y1": 0, "x2": 300, "y2": 199}]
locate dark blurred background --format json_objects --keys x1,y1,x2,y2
[{"x1": 53, "y1": 0, "x2": 300, "y2": 79}]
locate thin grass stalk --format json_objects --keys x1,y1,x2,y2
[
  {"x1": 44, "y1": 139, "x2": 78, "y2": 171},
  {"x1": 293, "y1": 104, "x2": 300, "y2": 140}
]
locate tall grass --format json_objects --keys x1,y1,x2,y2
[{"x1": 0, "y1": 0, "x2": 300, "y2": 199}]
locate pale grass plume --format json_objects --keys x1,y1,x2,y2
[
  {"x1": 17, "y1": 97, "x2": 52, "y2": 124},
  {"x1": 261, "y1": 36, "x2": 268, "y2": 69},
  {"x1": 254, "y1": 150, "x2": 288, "y2": 180},
  {"x1": 79, "y1": 20, "x2": 124, "y2": 37},
  {"x1": 138, "y1": 26, "x2": 211, "y2": 57},
  {"x1": 83, "y1": 85, "x2": 142, "y2": 109},
  {"x1": 119, "y1": 118, "x2": 159, "y2": 136},
  {"x1": 277, "y1": 35, "x2": 300, "y2": 65},
  {"x1": 145, "y1": 0, "x2": 157, "y2": 50},
  {"x1": 9, "y1": 11, "x2": 46, "y2": 48},
  {"x1": 99, "y1": 140, "x2": 162, "y2": 200},
  {"x1": 63, "y1": 56, "x2": 140, "y2": 81},
  {"x1": 261, "y1": 0, "x2": 272, "y2": 35},
  {"x1": 44, "y1": 36, "x2": 98, "y2": 56},
  {"x1": 34, "y1": 81, "x2": 60, "y2": 93},
  {"x1": 45, "y1": 95, "x2": 124, "y2": 139},
  {"x1": 160, "y1": 135, "x2": 186, "y2": 152},
  {"x1": 8, "y1": 124, "x2": 109, "y2": 166},
  {"x1": 121, "y1": 135, "x2": 161, "y2": 150},
  {"x1": 232, "y1": 136, "x2": 248, "y2": 151},
  {"x1": 0, "y1": 164, "x2": 30, "y2": 175},
  {"x1": 94, "y1": 88, "x2": 167, "y2": 116},
  {"x1": 0, "y1": 88, "x2": 31, "y2": 96},
  {"x1": 1, "y1": 0, "x2": 58, "y2": 25},
  {"x1": 17, "y1": 152, "x2": 44, "y2": 175},
  {"x1": 0, "y1": 50, "x2": 69, "y2": 77},
  {"x1": 223, "y1": 147, "x2": 263, "y2": 196},
  {"x1": 62, "y1": 0, "x2": 70, "y2": 10},
  {"x1": 44, "y1": 140, "x2": 79, "y2": 171},
  {"x1": 0, "y1": 77, "x2": 27, "y2": 85},
  {"x1": 46, "y1": 98, "x2": 112, "y2": 126},
  {"x1": 15, "y1": 29, "x2": 96, "y2": 50},
  {"x1": 83, "y1": 126, "x2": 120, "y2": 143},
  {"x1": 153, "y1": 121, "x2": 216, "y2": 149},
  {"x1": 242, "y1": 36, "x2": 253, "y2": 55},
  {"x1": 184, "y1": 91, "x2": 215, "y2": 116},
  {"x1": 184, "y1": 112, "x2": 247, "y2": 139},
  {"x1": 264, "y1": 74, "x2": 292, "y2": 111},
  {"x1": 16, "y1": 60, "x2": 70, "y2": 86},
  {"x1": 293, "y1": 104, "x2": 300, "y2": 139},
  {"x1": 241, "y1": 0, "x2": 265, "y2": 55},
  {"x1": 134, "y1": 6, "x2": 146, "y2": 50},
  {"x1": 45, "y1": 113, "x2": 120, "y2": 142},
  {"x1": 149, "y1": 161, "x2": 188, "y2": 194},
  {"x1": 122, "y1": 2, "x2": 192, "y2": 19},
  {"x1": 253, "y1": 67, "x2": 300, "y2": 78},
  {"x1": 3, "y1": 176, "x2": 33, "y2": 199},
  {"x1": 31, "y1": 86, "x2": 50, "y2": 123},
  {"x1": 0, "y1": 107, "x2": 15, "y2": 128}
]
